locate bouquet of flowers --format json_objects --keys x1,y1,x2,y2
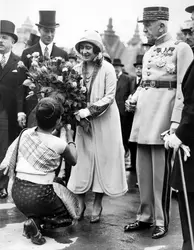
[{"x1": 18, "y1": 52, "x2": 87, "y2": 124}]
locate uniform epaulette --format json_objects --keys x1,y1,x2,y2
[{"x1": 174, "y1": 40, "x2": 183, "y2": 45}]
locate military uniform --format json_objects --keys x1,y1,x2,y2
[{"x1": 130, "y1": 33, "x2": 193, "y2": 228}]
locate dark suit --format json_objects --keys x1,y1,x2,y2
[
  {"x1": 21, "y1": 42, "x2": 68, "y2": 119},
  {"x1": 115, "y1": 73, "x2": 136, "y2": 168},
  {"x1": 0, "y1": 52, "x2": 23, "y2": 162},
  {"x1": 171, "y1": 60, "x2": 194, "y2": 250}
]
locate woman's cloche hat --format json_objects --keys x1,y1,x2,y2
[
  {"x1": 0, "y1": 20, "x2": 18, "y2": 43},
  {"x1": 138, "y1": 6, "x2": 169, "y2": 23},
  {"x1": 75, "y1": 30, "x2": 104, "y2": 53},
  {"x1": 36, "y1": 11, "x2": 59, "y2": 28}
]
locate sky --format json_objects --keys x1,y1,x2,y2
[{"x1": 1, "y1": 0, "x2": 194, "y2": 49}]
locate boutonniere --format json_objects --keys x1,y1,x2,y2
[{"x1": 12, "y1": 69, "x2": 18, "y2": 73}]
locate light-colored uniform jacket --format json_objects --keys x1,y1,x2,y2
[
  {"x1": 68, "y1": 60, "x2": 128, "y2": 197},
  {"x1": 130, "y1": 33, "x2": 193, "y2": 144}
]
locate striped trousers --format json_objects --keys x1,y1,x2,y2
[{"x1": 136, "y1": 144, "x2": 171, "y2": 227}]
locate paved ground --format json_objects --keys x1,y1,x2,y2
[{"x1": 0, "y1": 172, "x2": 183, "y2": 250}]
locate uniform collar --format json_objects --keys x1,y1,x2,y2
[{"x1": 155, "y1": 32, "x2": 172, "y2": 46}]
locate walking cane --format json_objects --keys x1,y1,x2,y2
[{"x1": 178, "y1": 148, "x2": 194, "y2": 250}]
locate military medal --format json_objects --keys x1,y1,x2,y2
[{"x1": 156, "y1": 57, "x2": 166, "y2": 68}]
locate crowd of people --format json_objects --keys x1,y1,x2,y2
[{"x1": 0, "y1": 4, "x2": 194, "y2": 250}]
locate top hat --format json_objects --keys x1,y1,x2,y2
[
  {"x1": 138, "y1": 6, "x2": 169, "y2": 23},
  {"x1": 0, "y1": 20, "x2": 18, "y2": 43},
  {"x1": 185, "y1": 5, "x2": 194, "y2": 13},
  {"x1": 133, "y1": 55, "x2": 143, "y2": 67},
  {"x1": 36, "y1": 11, "x2": 59, "y2": 28},
  {"x1": 181, "y1": 20, "x2": 194, "y2": 31},
  {"x1": 75, "y1": 30, "x2": 104, "y2": 53},
  {"x1": 112, "y1": 58, "x2": 124, "y2": 67},
  {"x1": 27, "y1": 33, "x2": 40, "y2": 47}
]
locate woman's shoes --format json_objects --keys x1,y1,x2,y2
[
  {"x1": 23, "y1": 218, "x2": 46, "y2": 245},
  {"x1": 77, "y1": 204, "x2": 86, "y2": 221},
  {"x1": 90, "y1": 207, "x2": 102, "y2": 223}
]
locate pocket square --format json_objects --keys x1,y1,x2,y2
[{"x1": 12, "y1": 69, "x2": 17, "y2": 72}]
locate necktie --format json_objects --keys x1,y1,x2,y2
[
  {"x1": 0, "y1": 55, "x2": 6, "y2": 68},
  {"x1": 137, "y1": 77, "x2": 142, "y2": 86},
  {"x1": 44, "y1": 46, "x2": 49, "y2": 60}
]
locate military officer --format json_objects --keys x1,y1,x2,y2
[
  {"x1": 181, "y1": 20, "x2": 194, "y2": 54},
  {"x1": 124, "y1": 6, "x2": 193, "y2": 239}
]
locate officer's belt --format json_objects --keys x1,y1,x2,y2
[{"x1": 141, "y1": 80, "x2": 177, "y2": 89}]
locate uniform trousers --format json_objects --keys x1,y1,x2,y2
[{"x1": 136, "y1": 144, "x2": 171, "y2": 227}]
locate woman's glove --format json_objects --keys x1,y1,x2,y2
[{"x1": 74, "y1": 108, "x2": 91, "y2": 120}]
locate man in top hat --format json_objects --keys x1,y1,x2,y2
[
  {"x1": 113, "y1": 58, "x2": 136, "y2": 170},
  {"x1": 124, "y1": 6, "x2": 193, "y2": 239},
  {"x1": 185, "y1": 5, "x2": 194, "y2": 20},
  {"x1": 19, "y1": 10, "x2": 68, "y2": 127},
  {"x1": 0, "y1": 20, "x2": 25, "y2": 198},
  {"x1": 181, "y1": 20, "x2": 194, "y2": 53},
  {"x1": 125, "y1": 54, "x2": 143, "y2": 172}
]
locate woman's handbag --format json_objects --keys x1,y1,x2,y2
[{"x1": 0, "y1": 129, "x2": 27, "y2": 194}]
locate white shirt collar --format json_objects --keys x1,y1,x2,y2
[
  {"x1": 0, "y1": 51, "x2": 11, "y2": 64},
  {"x1": 39, "y1": 40, "x2": 53, "y2": 56},
  {"x1": 117, "y1": 71, "x2": 122, "y2": 78}
]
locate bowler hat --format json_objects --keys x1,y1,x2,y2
[
  {"x1": 185, "y1": 5, "x2": 194, "y2": 13},
  {"x1": 133, "y1": 55, "x2": 143, "y2": 67},
  {"x1": 138, "y1": 6, "x2": 169, "y2": 23},
  {"x1": 112, "y1": 58, "x2": 124, "y2": 67},
  {"x1": 27, "y1": 33, "x2": 40, "y2": 47},
  {"x1": 75, "y1": 30, "x2": 104, "y2": 53},
  {"x1": 36, "y1": 11, "x2": 59, "y2": 28},
  {"x1": 0, "y1": 20, "x2": 18, "y2": 43}
]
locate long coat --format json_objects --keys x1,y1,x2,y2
[
  {"x1": 171, "y1": 60, "x2": 194, "y2": 192},
  {"x1": 0, "y1": 52, "x2": 23, "y2": 162},
  {"x1": 130, "y1": 33, "x2": 193, "y2": 145},
  {"x1": 67, "y1": 60, "x2": 128, "y2": 197},
  {"x1": 21, "y1": 43, "x2": 68, "y2": 117},
  {"x1": 115, "y1": 74, "x2": 136, "y2": 116}
]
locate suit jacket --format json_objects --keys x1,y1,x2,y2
[
  {"x1": 20, "y1": 42, "x2": 68, "y2": 116},
  {"x1": 115, "y1": 73, "x2": 136, "y2": 116},
  {"x1": 0, "y1": 52, "x2": 23, "y2": 142},
  {"x1": 171, "y1": 60, "x2": 194, "y2": 191}
]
